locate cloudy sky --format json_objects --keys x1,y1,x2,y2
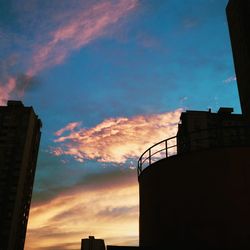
[{"x1": 0, "y1": 0, "x2": 240, "y2": 249}]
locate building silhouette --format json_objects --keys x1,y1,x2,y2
[
  {"x1": 177, "y1": 107, "x2": 247, "y2": 154},
  {"x1": 81, "y1": 236, "x2": 105, "y2": 250},
  {"x1": 0, "y1": 101, "x2": 42, "y2": 250},
  {"x1": 137, "y1": 0, "x2": 250, "y2": 249},
  {"x1": 226, "y1": 0, "x2": 250, "y2": 119},
  {"x1": 138, "y1": 110, "x2": 250, "y2": 249}
]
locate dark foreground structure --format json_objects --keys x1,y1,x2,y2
[
  {"x1": 137, "y1": 0, "x2": 250, "y2": 249},
  {"x1": 226, "y1": 0, "x2": 250, "y2": 120},
  {"x1": 81, "y1": 236, "x2": 105, "y2": 250},
  {"x1": 0, "y1": 101, "x2": 42, "y2": 250},
  {"x1": 139, "y1": 111, "x2": 250, "y2": 249}
]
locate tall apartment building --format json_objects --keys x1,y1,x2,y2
[
  {"x1": 0, "y1": 101, "x2": 42, "y2": 250},
  {"x1": 226, "y1": 0, "x2": 250, "y2": 119}
]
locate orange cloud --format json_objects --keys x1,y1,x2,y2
[
  {"x1": 52, "y1": 109, "x2": 182, "y2": 163},
  {"x1": 25, "y1": 180, "x2": 139, "y2": 250}
]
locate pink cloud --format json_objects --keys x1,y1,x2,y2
[
  {"x1": 0, "y1": 77, "x2": 17, "y2": 105},
  {"x1": 51, "y1": 109, "x2": 182, "y2": 164},
  {"x1": 28, "y1": 0, "x2": 138, "y2": 76},
  {"x1": 54, "y1": 122, "x2": 81, "y2": 137},
  {"x1": 0, "y1": 0, "x2": 138, "y2": 104}
]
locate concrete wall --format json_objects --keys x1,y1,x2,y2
[{"x1": 139, "y1": 147, "x2": 250, "y2": 249}]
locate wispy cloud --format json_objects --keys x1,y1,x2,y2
[
  {"x1": 0, "y1": 0, "x2": 138, "y2": 104},
  {"x1": 0, "y1": 73, "x2": 41, "y2": 105},
  {"x1": 55, "y1": 122, "x2": 81, "y2": 137},
  {"x1": 183, "y1": 18, "x2": 198, "y2": 29},
  {"x1": 0, "y1": 77, "x2": 16, "y2": 105},
  {"x1": 223, "y1": 75, "x2": 236, "y2": 84},
  {"x1": 27, "y1": 0, "x2": 138, "y2": 76},
  {"x1": 25, "y1": 179, "x2": 139, "y2": 250},
  {"x1": 51, "y1": 109, "x2": 182, "y2": 163},
  {"x1": 179, "y1": 96, "x2": 188, "y2": 104}
]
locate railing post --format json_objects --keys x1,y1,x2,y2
[
  {"x1": 165, "y1": 140, "x2": 168, "y2": 158},
  {"x1": 149, "y1": 148, "x2": 151, "y2": 165}
]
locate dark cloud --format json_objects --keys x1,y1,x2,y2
[
  {"x1": 74, "y1": 168, "x2": 137, "y2": 191},
  {"x1": 0, "y1": 55, "x2": 19, "y2": 77},
  {"x1": 33, "y1": 167, "x2": 137, "y2": 205},
  {"x1": 32, "y1": 151, "x2": 137, "y2": 205},
  {"x1": 16, "y1": 73, "x2": 40, "y2": 93}
]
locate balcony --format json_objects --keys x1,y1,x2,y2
[{"x1": 137, "y1": 125, "x2": 250, "y2": 176}]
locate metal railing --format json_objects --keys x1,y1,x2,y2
[{"x1": 137, "y1": 125, "x2": 250, "y2": 176}]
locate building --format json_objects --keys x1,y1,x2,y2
[
  {"x1": 81, "y1": 236, "x2": 105, "y2": 250},
  {"x1": 0, "y1": 101, "x2": 42, "y2": 250},
  {"x1": 226, "y1": 0, "x2": 250, "y2": 119},
  {"x1": 138, "y1": 106, "x2": 250, "y2": 248},
  {"x1": 137, "y1": 1, "x2": 250, "y2": 248},
  {"x1": 177, "y1": 107, "x2": 249, "y2": 154},
  {"x1": 139, "y1": 140, "x2": 250, "y2": 249}
]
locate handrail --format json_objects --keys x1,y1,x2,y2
[
  {"x1": 137, "y1": 135, "x2": 177, "y2": 176},
  {"x1": 137, "y1": 125, "x2": 250, "y2": 176}
]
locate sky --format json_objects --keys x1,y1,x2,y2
[{"x1": 0, "y1": 0, "x2": 240, "y2": 249}]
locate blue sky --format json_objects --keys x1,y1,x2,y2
[{"x1": 0, "y1": 0, "x2": 240, "y2": 249}]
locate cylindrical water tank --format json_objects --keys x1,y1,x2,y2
[{"x1": 139, "y1": 147, "x2": 250, "y2": 249}]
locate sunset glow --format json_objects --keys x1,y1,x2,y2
[
  {"x1": 52, "y1": 110, "x2": 182, "y2": 163},
  {"x1": 0, "y1": 0, "x2": 239, "y2": 249},
  {"x1": 25, "y1": 172, "x2": 139, "y2": 250}
]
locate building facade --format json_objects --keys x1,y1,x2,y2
[
  {"x1": 177, "y1": 107, "x2": 248, "y2": 154},
  {"x1": 0, "y1": 101, "x2": 42, "y2": 250},
  {"x1": 139, "y1": 145, "x2": 250, "y2": 249}
]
